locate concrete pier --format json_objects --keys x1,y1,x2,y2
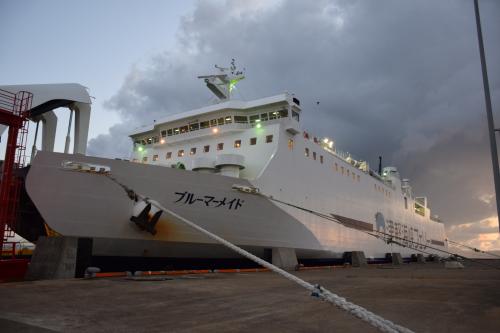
[
  {"x1": 26, "y1": 236, "x2": 92, "y2": 280},
  {"x1": 271, "y1": 247, "x2": 298, "y2": 270},
  {"x1": 416, "y1": 253, "x2": 426, "y2": 263},
  {"x1": 344, "y1": 251, "x2": 367, "y2": 267},
  {"x1": 391, "y1": 252, "x2": 404, "y2": 265}
]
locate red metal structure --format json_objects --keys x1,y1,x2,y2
[{"x1": 0, "y1": 88, "x2": 32, "y2": 262}]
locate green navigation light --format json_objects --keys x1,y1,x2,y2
[
  {"x1": 229, "y1": 78, "x2": 242, "y2": 92},
  {"x1": 138, "y1": 146, "x2": 144, "y2": 152},
  {"x1": 229, "y1": 80, "x2": 237, "y2": 92}
]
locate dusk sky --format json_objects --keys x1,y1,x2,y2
[{"x1": 1, "y1": 0, "x2": 499, "y2": 251}]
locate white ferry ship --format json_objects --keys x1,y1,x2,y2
[{"x1": 15, "y1": 63, "x2": 447, "y2": 265}]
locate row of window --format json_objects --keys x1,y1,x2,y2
[
  {"x1": 142, "y1": 135, "x2": 274, "y2": 162},
  {"x1": 160, "y1": 110, "x2": 291, "y2": 138},
  {"x1": 302, "y1": 141, "x2": 399, "y2": 201},
  {"x1": 375, "y1": 184, "x2": 392, "y2": 198},
  {"x1": 133, "y1": 109, "x2": 296, "y2": 146},
  {"x1": 303, "y1": 147, "x2": 362, "y2": 183}
]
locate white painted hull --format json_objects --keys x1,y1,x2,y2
[{"x1": 26, "y1": 148, "x2": 447, "y2": 260}]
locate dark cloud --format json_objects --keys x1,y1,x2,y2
[{"x1": 88, "y1": 0, "x2": 500, "y2": 227}]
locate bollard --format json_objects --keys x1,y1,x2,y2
[{"x1": 84, "y1": 267, "x2": 101, "y2": 279}]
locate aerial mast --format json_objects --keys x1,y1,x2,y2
[{"x1": 197, "y1": 59, "x2": 245, "y2": 101}]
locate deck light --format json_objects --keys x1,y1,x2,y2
[
  {"x1": 160, "y1": 139, "x2": 165, "y2": 144},
  {"x1": 323, "y1": 138, "x2": 329, "y2": 144},
  {"x1": 212, "y1": 127, "x2": 219, "y2": 134},
  {"x1": 256, "y1": 123, "x2": 262, "y2": 129},
  {"x1": 138, "y1": 146, "x2": 144, "y2": 152}
]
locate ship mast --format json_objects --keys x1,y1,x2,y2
[{"x1": 198, "y1": 59, "x2": 245, "y2": 101}]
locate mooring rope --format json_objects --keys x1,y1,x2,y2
[
  {"x1": 99, "y1": 173, "x2": 414, "y2": 333},
  {"x1": 447, "y1": 239, "x2": 500, "y2": 259},
  {"x1": 261, "y1": 193, "x2": 500, "y2": 270}
]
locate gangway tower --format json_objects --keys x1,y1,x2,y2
[{"x1": 0, "y1": 89, "x2": 32, "y2": 254}]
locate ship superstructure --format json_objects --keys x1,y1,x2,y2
[{"x1": 125, "y1": 64, "x2": 447, "y2": 258}]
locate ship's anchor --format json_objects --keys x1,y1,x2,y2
[{"x1": 130, "y1": 198, "x2": 163, "y2": 235}]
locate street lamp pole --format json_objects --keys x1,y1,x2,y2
[{"x1": 473, "y1": 0, "x2": 500, "y2": 232}]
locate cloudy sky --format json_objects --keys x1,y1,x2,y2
[{"x1": 1, "y1": 0, "x2": 499, "y2": 251}]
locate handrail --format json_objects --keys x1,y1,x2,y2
[{"x1": 0, "y1": 89, "x2": 33, "y2": 116}]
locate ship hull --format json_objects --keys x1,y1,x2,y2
[
  {"x1": 25, "y1": 151, "x2": 336, "y2": 260},
  {"x1": 24, "y1": 151, "x2": 446, "y2": 261}
]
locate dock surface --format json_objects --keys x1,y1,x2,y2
[{"x1": 0, "y1": 262, "x2": 499, "y2": 332}]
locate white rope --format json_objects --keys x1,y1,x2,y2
[
  {"x1": 134, "y1": 192, "x2": 414, "y2": 333},
  {"x1": 60, "y1": 166, "x2": 414, "y2": 333}
]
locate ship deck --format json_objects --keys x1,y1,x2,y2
[{"x1": 0, "y1": 261, "x2": 499, "y2": 332}]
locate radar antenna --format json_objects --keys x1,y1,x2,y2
[{"x1": 198, "y1": 59, "x2": 245, "y2": 101}]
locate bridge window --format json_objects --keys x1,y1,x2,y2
[
  {"x1": 217, "y1": 143, "x2": 224, "y2": 151},
  {"x1": 189, "y1": 123, "x2": 199, "y2": 131},
  {"x1": 167, "y1": 129, "x2": 173, "y2": 136},
  {"x1": 210, "y1": 119, "x2": 217, "y2": 127},
  {"x1": 166, "y1": 152, "x2": 172, "y2": 159},
  {"x1": 217, "y1": 118, "x2": 225, "y2": 125},
  {"x1": 178, "y1": 150, "x2": 184, "y2": 157},
  {"x1": 204, "y1": 145, "x2": 210, "y2": 153},
  {"x1": 225, "y1": 116, "x2": 232, "y2": 124},
  {"x1": 312, "y1": 152, "x2": 316, "y2": 160},
  {"x1": 250, "y1": 137, "x2": 257, "y2": 145},
  {"x1": 173, "y1": 128, "x2": 180, "y2": 135},
  {"x1": 320, "y1": 155, "x2": 323, "y2": 164},
  {"x1": 180, "y1": 125, "x2": 188, "y2": 133},
  {"x1": 161, "y1": 130, "x2": 167, "y2": 138},
  {"x1": 404, "y1": 197, "x2": 408, "y2": 209},
  {"x1": 278, "y1": 109, "x2": 288, "y2": 118},
  {"x1": 269, "y1": 111, "x2": 278, "y2": 120},
  {"x1": 266, "y1": 135, "x2": 273, "y2": 143},
  {"x1": 261, "y1": 113, "x2": 268, "y2": 121},
  {"x1": 292, "y1": 111, "x2": 300, "y2": 121},
  {"x1": 200, "y1": 121, "x2": 210, "y2": 129},
  {"x1": 153, "y1": 155, "x2": 158, "y2": 161},
  {"x1": 190, "y1": 148, "x2": 197, "y2": 155},
  {"x1": 142, "y1": 156, "x2": 148, "y2": 163},
  {"x1": 234, "y1": 140, "x2": 241, "y2": 148},
  {"x1": 234, "y1": 116, "x2": 248, "y2": 123},
  {"x1": 305, "y1": 148, "x2": 309, "y2": 157},
  {"x1": 249, "y1": 115, "x2": 260, "y2": 124}
]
